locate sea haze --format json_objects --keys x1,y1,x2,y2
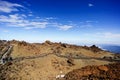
[{"x1": 98, "y1": 45, "x2": 120, "y2": 54}]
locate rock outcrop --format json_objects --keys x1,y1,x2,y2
[{"x1": 64, "y1": 63, "x2": 120, "y2": 80}]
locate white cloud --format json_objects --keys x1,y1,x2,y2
[
  {"x1": 0, "y1": 14, "x2": 73, "y2": 30},
  {"x1": 0, "y1": 14, "x2": 25, "y2": 23},
  {"x1": 0, "y1": 0, "x2": 73, "y2": 31},
  {"x1": 3, "y1": 30, "x2": 9, "y2": 33},
  {"x1": 0, "y1": 0, "x2": 72, "y2": 31},
  {"x1": 78, "y1": 20, "x2": 98, "y2": 28},
  {"x1": 28, "y1": 14, "x2": 33, "y2": 16},
  {"x1": 80, "y1": 24, "x2": 93, "y2": 28},
  {"x1": 82, "y1": 32, "x2": 120, "y2": 45},
  {"x1": 45, "y1": 17, "x2": 56, "y2": 20},
  {"x1": 86, "y1": 32, "x2": 120, "y2": 39},
  {"x1": 58, "y1": 25, "x2": 73, "y2": 31},
  {"x1": 86, "y1": 20, "x2": 98, "y2": 23},
  {"x1": 0, "y1": 14, "x2": 49, "y2": 29},
  {"x1": 102, "y1": 32, "x2": 120, "y2": 38},
  {"x1": 24, "y1": 22, "x2": 48, "y2": 29},
  {"x1": 88, "y1": 3, "x2": 94, "y2": 7},
  {"x1": 0, "y1": 0, "x2": 24, "y2": 13}
]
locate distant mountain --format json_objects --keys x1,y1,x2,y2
[{"x1": 99, "y1": 45, "x2": 120, "y2": 54}]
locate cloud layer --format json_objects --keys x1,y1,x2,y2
[
  {"x1": 0, "y1": 0, "x2": 73, "y2": 30},
  {"x1": 58, "y1": 25, "x2": 73, "y2": 31},
  {"x1": 88, "y1": 3, "x2": 94, "y2": 7},
  {"x1": 0, "y1": 0, "x2": 23, "y2": 13}
]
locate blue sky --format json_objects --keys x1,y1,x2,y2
[{"x1": 0, "y1": 0, "x2": 120, "y2": 45}]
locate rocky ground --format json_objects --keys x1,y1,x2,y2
[
  {"x1": 0, "y1": 40, "x2": 119, "y2": 80},
  {"x1": 9, "y1": 40, "x2": 113, "y2": 58},
  {"x1": 64, "y1": 62, "x2": 120, "y2": 80}
]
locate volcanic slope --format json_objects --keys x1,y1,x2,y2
[{"x1": 0, "y1": 40, "x2": 115, "y2": 80}]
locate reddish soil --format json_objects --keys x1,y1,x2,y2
[{"x1": 64, "y1": 63, "x2": 120, "y2": 80}]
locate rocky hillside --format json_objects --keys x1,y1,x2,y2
[
  {"x1": 0, "y1": 40, "x2": 118, "y2": 80},
  {"x1": 64, "y1": 62, "x2": 120, "y2": 80},
  {"x1": 9, "y1": 40, "x2": 113, "y2": 59}
]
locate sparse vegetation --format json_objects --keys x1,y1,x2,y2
[{"x1": 0, "y1": 40, "x2": 118, "y2": 80}]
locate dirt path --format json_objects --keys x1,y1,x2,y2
[
  {"x1": 0, "y1": 45, "x2": 13, "y2": 64},
  {"x1": 13, "y1": 51, "x2": 120, "y2": 63}
]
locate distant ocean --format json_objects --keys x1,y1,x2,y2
[
  {"x1": 98, "y1": 45, "x2": 120, "y2": 54},
  {"x1": 75, "y1": 43, "x2": 120, "y2": 54}
]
